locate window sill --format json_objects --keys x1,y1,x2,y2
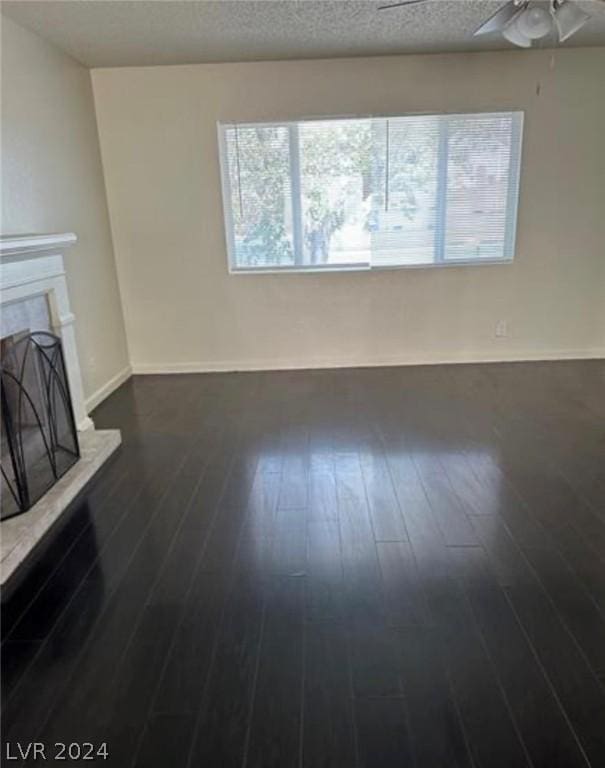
[{"x1": 228, "y1": 258, "x2": 514, "y2": 275}]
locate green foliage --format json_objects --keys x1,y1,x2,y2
[{"x1": 230, "y1": 125, "x2": 293, "y2": 266}]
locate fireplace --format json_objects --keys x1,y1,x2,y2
[
  {"x1": 1, "y1": 233, "x2": 121, "y2": 587},
  {"x1": 1, "y1": 331, "x2": 80, "y2": 520}
]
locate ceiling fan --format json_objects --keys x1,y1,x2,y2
[{"x1": 378, "y1": 0, "x2": 593, "y2": 48}]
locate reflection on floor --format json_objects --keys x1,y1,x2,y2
[{"x1": 2, "y1": 360, "x2": 605, "y2": 767}]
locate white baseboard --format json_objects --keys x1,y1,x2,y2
[
  {"x1": 131, "y1": 348, "x2": 605, "y2": 375},
  {"x1": 85, "y1": 364, "x2": 132, "y2": 411}
]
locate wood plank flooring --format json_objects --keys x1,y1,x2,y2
[{"x1": 2, "y1": 360, "x2": 605, "y2": 767}]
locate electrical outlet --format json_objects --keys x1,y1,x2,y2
[{"x1": 495, "y1": 320, "x2": 508, "y2": 338}]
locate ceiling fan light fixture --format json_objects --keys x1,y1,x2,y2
[
  {"x1": 502, "y1": 15, "x2": 533, "y2": 47},
  {"x1": 516, "y1": 5, "x2": 553, "y2": 39},
  {"x1": 553, "y1": 0, "x2": 590, "y2": 42}
]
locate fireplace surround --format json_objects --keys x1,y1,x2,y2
[
  {"x1": 0, "y1": 233, "x2": 122, "y2": 586},
  {"x1": 0, "y1": 233, "x2": 91, "y2": 431}
]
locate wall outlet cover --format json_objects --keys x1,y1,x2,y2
[{"x1": 495, "y1": 320, "x2": 508, "y2": 338}]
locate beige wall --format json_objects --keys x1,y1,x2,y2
[
  {"x1": 1, "y1": 15, "x2": 130, "y2": 406},
  {"x1": 92, "y1": 48, "x2": 605, "y2": 373}
]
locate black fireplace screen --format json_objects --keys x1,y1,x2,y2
[{"x1": 1, "y1": 331, "x2": 80, "y2": 520}]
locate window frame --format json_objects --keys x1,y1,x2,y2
[{"x1": 217, "y1": 110, "x2": 524, "y2": 275}]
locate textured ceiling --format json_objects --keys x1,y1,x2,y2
[{"x1": 2, "y1": 0, "x2": 605, "y2": 68}]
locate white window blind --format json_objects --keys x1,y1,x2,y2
[{"x1": 219, "y1": 111, "x2": 523, "y2": 272}]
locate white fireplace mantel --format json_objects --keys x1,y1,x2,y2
[
  {"x1": 0, "y1": 232, "x2": 93, "y2": 431},
  {"x1": 0, "y1": 232, "x2": 77, "y2": 259}
]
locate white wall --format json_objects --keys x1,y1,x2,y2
[
  {"x1": 1, "y1": 15, "x2": 130, "y2": 407},
  {"x1": 92, "y1": 49, "x2": 605, "y2": 373}
]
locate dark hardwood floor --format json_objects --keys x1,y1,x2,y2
[{"x1": 2, "y1": 360, "x2": 605, "y2": 767}]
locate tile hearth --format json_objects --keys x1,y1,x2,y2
[{"x1": 1, "y1": 428, "x2": 121, "y2": 586}]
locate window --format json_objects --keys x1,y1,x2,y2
[{"x1": 218, "y1": 111, "x2": 523, "y2": 273}]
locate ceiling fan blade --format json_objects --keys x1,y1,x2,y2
[
  {"x1": 378, "y1": 0, "x2": 427, "y2": 10},
  {"x1": 473, "y1": 1, "x2": 523, "y2": 36}
]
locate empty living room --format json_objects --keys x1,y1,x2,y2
[{"x1": 1, "y1": 1, "x2": 604, "y2": 766}]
